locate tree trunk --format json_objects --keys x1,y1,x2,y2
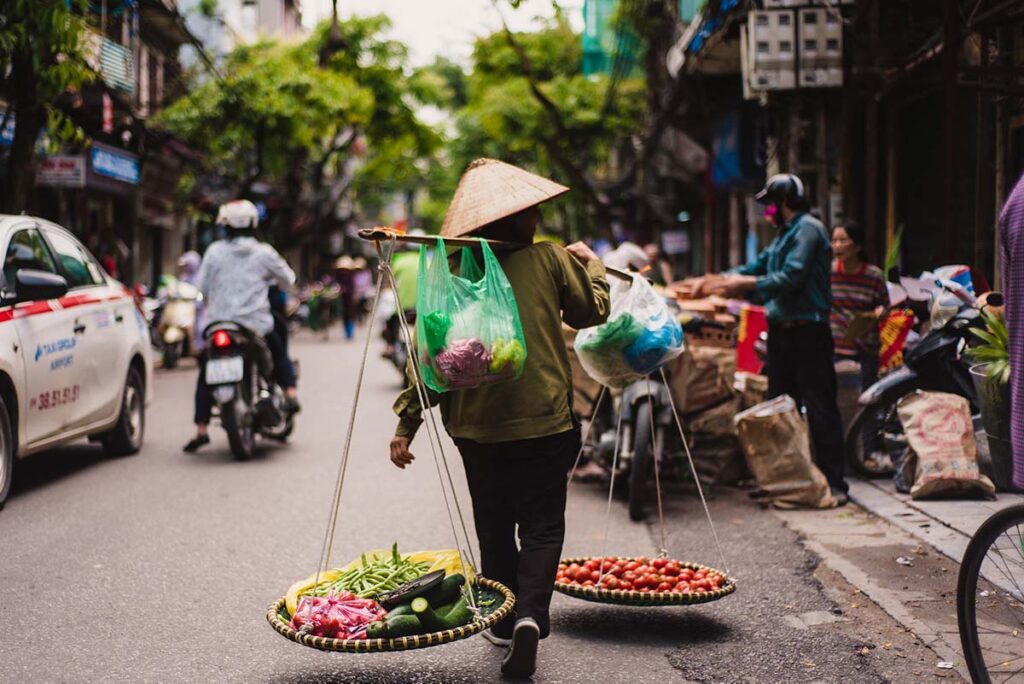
[{"x1": 2, "y1": 47, "x2": 45, "y2": 214}]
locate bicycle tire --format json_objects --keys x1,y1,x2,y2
[{"x1": 957, "y1": 503, "x2": 1024, "y2": 684}]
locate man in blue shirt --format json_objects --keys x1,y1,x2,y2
[{"x1": 695, "y1": 174, "x2": 848, "y2": 500}]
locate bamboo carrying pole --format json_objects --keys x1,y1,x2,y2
[{"x1": 356, "y1": 227, "x2": 635, "y2": 281}]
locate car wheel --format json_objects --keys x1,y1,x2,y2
[
  {"x1": 0, "y1": 393, "x2": 13, "y2": 510},
  {"x1": 102, "y1": 367, "x2": 145, "y2": 457}
]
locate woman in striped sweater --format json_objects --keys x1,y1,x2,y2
[{"x1": 830, "y1": 221, "x2": 890, "y2": 389}]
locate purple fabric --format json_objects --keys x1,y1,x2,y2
[
  {"x1": 433, "y1": 338, "x2": 492, "y2": 389},
  {"x1": 1001, "y1": 174, "x2": 1024, "y2": 488}
]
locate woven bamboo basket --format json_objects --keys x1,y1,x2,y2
[
  {"x1": 553, "y1": 558, "x2": 735, "y2": 607},
  {"x1": 267, "y1": 577, "x2": 515, "y2": 653}
]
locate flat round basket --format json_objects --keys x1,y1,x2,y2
[
  {"x1": 553, "y1": 558, "x2": 735, "y2": 607},
  {"x1": 267, "y1": 576, "x2": 515, "y2": 653}
]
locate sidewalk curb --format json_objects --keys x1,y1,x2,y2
[{"x1": 798, "y1": 536, "x2": 969, "y2": 682}]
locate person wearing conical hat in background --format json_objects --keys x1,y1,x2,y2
[{"x1": 390, "y1": 159, "x2": 610, "y2": 678}]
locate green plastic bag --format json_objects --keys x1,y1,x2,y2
[{"x1": 415, "y1": 238, "x2": 527, "y2": 393}]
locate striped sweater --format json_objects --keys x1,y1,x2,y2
[{"x1": 829, "y1": 261, "x2": 889, "y2": 356}]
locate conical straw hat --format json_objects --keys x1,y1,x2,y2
[{"x1": 441, "y1": 159, "x2": 570, "y2": 238}]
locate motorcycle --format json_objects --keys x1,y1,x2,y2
[
  {"x1": 202, "y1": 321, "x2": 295, "y2": 460},
  {"x1": 582, "y1": 314, "x2": 726, "y2": 522},
  {"x1": 157, "y1": 280, "x2": 201, "y2": 369},
  {"x1": 844, "y1": 282, "x2": 1000, "y2": 477}
]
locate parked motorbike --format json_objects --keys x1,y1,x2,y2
[
  {"x1": 158, "y1": 280, "x2": 201, "y2": 369},
  {"x1": 202, "y1": 321, "x2": 295, "y2": 460},
  {"x1": 583, "y1": 314, "x2": 726, "y2": 521},
  {"x1": 845, "y1": 283, "x2": 1000, "y2": 477}
]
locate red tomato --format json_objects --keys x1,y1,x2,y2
[
  {"x1": 622, "y1": 571, "x2": 638, "y2": 582},
  {"x1": 637, "y1": 556, "x2": 650, "y2": 565},
  {"x1": 695, "y1": 586, "x2": 707, "y2": 593},
  {"x1": 604, "y1": 577, "x2": 620, "y2": 590},
  {"x1": 624, "y1": 561, "x2": 639, "y2": 572},
  {"x1": 652, "y1": 558, "x2": 667, "y2": 570},
  {"x1": 656, "y1": 582, "x2": 673, "y2": 592},
  {"x1": 695, "y1": 570, "x2": 707, "y2": 579},
  {"x1": 558, "y1": 576, "x2": 570, "y2": 584},
  {"x1": 680, "y1": 568, "x2": 694, "y2": 579},
  {"x1": 642, "y1": 573, "x2": 659, "y2": 588},
  {"x1": 619, "y1": 580, "x2": 633, "y2": 590},
  {"x1": 605, "y1": 556, "x2": 618, "y2": 564},
  {"x1": 609, "y1": 565, "x2": 624, "y2": 577},
  {"x1": 664, "y1": 561, "x2": 680, "y2": 574}
]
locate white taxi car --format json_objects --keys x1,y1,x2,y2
[{"x1": 0, "y1": 215, "x2": 153, "y2": 508}]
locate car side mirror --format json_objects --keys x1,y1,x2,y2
[{"x1": 15, "y1": 269, "x2": 68, "y2": 302}]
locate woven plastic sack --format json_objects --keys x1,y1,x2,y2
[
  {"x1": 574, "y1": 275, "x2": 683, "y2": 389},
  {"x1": 415, "y1": 238, "x2": 526, "y2": 393},
  {"x1": 898, "y1": 391, "x2": 995, "y2": 500}
]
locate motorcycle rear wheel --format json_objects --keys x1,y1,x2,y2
[
  {"x1": 629, "y1": 402, "x2": 654, "y2": 522},
  {"x1": 845, "y1": 399, "x2": 902, "y2": 478}
]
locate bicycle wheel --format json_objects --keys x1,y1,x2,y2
[{"x1": 958, "y1": 504, "x2": 1024, "y2": 683}]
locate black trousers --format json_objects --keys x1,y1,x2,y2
[
  {"x1": 456, "y1": 427, "x2": 579, "y2": 639},
  {"x1": 766, "y1": 322, "x2": 848, "y2": 493}
]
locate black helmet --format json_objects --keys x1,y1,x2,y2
[{"x1": 754, "y1": 173, "x2": 806, "y2": 208}]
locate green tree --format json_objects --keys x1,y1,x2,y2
[
  {"x1": 417, "y1": 14, "x2": 644, "y2": 238},
  {"x1": 0, "y1": 0, "x2": 94, "y2": 212},
  {"x1": 158, "y1": 15, "x2": 439, "y2": 246}
]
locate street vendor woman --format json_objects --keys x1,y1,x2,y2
[
  {"x1": 389, "y1": 159, "x2": 610, "y2": 678},
  {"x1": 692, "y1": 173, "x2": 849, "y2": 503}
]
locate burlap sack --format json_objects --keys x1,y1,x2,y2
[
  {"x1": 898, "y1": 391, "x2": 995, "y2": 500},
  {"x1": 734, "y1": 395, "x2": 837, "y2": 509},
  {"x1": 668, "y1": 346, "x2": 736, "y2": 414},
  {"x1": 689, "y1": 396, "x2": 747, "y2": 485}
]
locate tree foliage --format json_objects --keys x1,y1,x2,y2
[
  {"x1": 157, "y1": 15, "x2": 440, "y2": 241},
  {"x1": 0, "y1": 0, "x2": 95, "y2": 211},
  {"x1": 414, "y1": 15, "x2": 644, "y2": 238}
]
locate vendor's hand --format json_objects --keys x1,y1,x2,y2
[
  {"x1": 390, "y1": 436, "x2": 415, "y2": 469},
  {"x1": 690, "y1": 276, "x2": 709, "y2": 298},
  {"x1": 707, "y1": 275, "x2": 756, "y2": 298},
  {"x1": 566, "y1": 241, "x2": 599, "y2": 264}
]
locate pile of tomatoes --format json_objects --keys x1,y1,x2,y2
[{"x1": 555, "y1": 556, "x2": 726, "y2": 594}]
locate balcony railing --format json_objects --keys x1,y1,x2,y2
[{"x1": 82, "y1": 28, "x2": 135, "y2": 95}]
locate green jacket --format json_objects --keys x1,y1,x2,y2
[
  {"x1": 732, "y1": 212, "x2": 832, "y2": 323},
  {"x1": 394, "y1": 241, "x2": 610, "y2": 443}
]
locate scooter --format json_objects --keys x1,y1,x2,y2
[
  {"x1": 202, "y1": 321, "x2": 295, "y2": 460},
  {"x1": 158, "y1": 280, "x2": 201, "y2": 369},
  {"x1": 844, "y1": 283, "x2": 999, "y2": 477}
]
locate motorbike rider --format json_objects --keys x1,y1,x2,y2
[
  {"x1": 183, "y1": 200, "x2": 300, "y2": 453},
  {"x1": 693, "y1": 173, "x2": 848, "y2": 502}
]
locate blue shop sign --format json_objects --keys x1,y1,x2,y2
[{"x1": 90, "y1": 144, "x2": 139, "y2": 185}]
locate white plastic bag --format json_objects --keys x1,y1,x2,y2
[{"x1": 574, "y1": 275, "x2": 683, "y2": 389}]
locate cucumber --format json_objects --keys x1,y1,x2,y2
[
  {"x1": 365, "y1": 621, "x2": 388, "y2": 640},
  {"x1": 365, "y1": 614, "x2": 423, "y2": 639},
  {"x1": 410, "y1": 596, "x2": 443, "y2": 631},
  {"x1": 384, "y1": 615, "x2": 422, "y2": 637},
  {"x1": 386, "y1": 603, "x2": 413, "y2": 618},
  {"x1": 437, "y1": 596, "x2": 473, "y2": 629},
  {"x1": 423, "y1": 573, "x2": 465, "y2": 607}
]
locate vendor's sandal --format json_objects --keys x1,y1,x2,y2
[
  {"x1": 183, "y1": 434, "x2": 210, "y2": 453},
  {"x1": 831, "y1": 488, "x2": 850, "y2": 507},
  {"x1": 501, "y1": 618, "x2": 539, "y2": 679}
]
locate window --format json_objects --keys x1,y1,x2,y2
[
  {"x1": 804, "y1": 12, "x2": 818, "y2": 25},
  {"x1": 826, "y1": 38, "x2": 840, "y2": 52},
  {"x1": 757, "y1": 41, "x2": 770, "y2": 54},
  {"x1": 44, "y1": 230, "x2": 103, "y2": 288},
  {"x1": 804, "y1": 39, "x2": 818, "y2": 52},
  {"x1": 756, "y1": 14, "x2": 769, "y2": 26},
  {"x1": 780, "y1": 40, "x2": 793, "y2": 53},
  {"x1": 778, "y1": 13, "x2": 791, "y2": 26},
  {"x1": 3, "y1": 229, "x2": 57, "y2": 295}
]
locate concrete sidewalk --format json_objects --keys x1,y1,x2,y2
[{"x1": 849, "y1": 478, "x2": 1024, "y2": 565}]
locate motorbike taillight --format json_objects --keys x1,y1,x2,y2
[{"x1": 212, "y1": 330, "x2": 232, "y2": 348}]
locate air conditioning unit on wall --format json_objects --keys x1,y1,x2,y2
[
  {"x1": 798, "y1": 7, "x2": 843, "y2": 87},
  {"x1": 747, "y1": 10, "x2": 797, "y2": 91}
]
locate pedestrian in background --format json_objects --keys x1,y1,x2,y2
[
  {"x1": 830, "y1": 221, "x2": 889, "y2": 390},
  {"x1": 1000, "y1": 173, "x2": 1024, "y2": 489},
  {"x1": 693, "y1": 173, "x2": 848, "y2": 502}
]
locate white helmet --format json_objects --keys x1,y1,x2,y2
[{"x1": 216, "y1": 199, "x2": 259, "y2": 231}]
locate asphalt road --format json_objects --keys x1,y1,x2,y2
[{"x1": 0, "y1": 328, "x2": 948, "y2": 683}]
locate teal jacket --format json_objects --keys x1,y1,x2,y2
[{"x1": 732, "y1": 213, "x2": 832, "y2": 323}]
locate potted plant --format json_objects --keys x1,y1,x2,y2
[{"x1": 969, "y1": 310, "x2": 1014, "y2": 491}]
